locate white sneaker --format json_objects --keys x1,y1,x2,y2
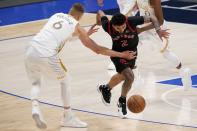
[
  {"x1": 107, "y1": 62, "x2": 115, "y2": 70},
  {"x1": 32, "y1": 103, "x2": 47, "y2": 129},
  {"x1": 61, "y1": 111, "x2": 87, "y2": 128}
]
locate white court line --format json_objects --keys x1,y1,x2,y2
[
  {"x1": 162, "y1": 5, "x2": 197, "y2": 11},
  {"x1": 180, "y1": 5, "x2": 197, "y2": 9},
  {"x1": 161, "y1": 0, "x2": 170, "y2": 2},
  {"x1": 161, "y1": 88, "x2": 197, "y2": 112}
]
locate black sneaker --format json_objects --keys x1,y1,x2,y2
[
  {"x1": 97, "y1": 85, "x2": 111, "y2": 106},
  {"x1": 117, "y1": 97, "x2": 127, "y2": 118}
]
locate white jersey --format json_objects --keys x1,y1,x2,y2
[{"x1": 31, "y1": 13, "x2": 78, "y2": 57}]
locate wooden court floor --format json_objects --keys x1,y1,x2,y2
[{"x1": 0, "y1": 13, "x2": 197, "y2": 131}]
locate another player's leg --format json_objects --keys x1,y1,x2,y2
[
  {"x1": 118, "y1": 68, "x2": 134, "y2": 118},
  {"x1": 25, "y1": 51, "x2": 47, "y2": 129},
  {"x1": 162, "y1": 47, "x2": 192, "y2": 90},
  {"x1": 60, "y1": 74, "x2": 87, "y2": 128},
  {"x1": 31, "y1": 79, "x2": 47, "y2": 129},
  {"x1": 117, "y1": 0, "x2": 137, "y2": 16},
  {"x1": 179, "y1": 67, "x2": 192, "y2": 91},
  {"x1": 162, "y1": 49, "x2": 181, "y2": 69},
  {"x1": 152, "y1": 26, "x2": 192, "y2": 90}
]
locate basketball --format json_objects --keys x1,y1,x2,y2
[{"x1": 127, "y1": 95, "x2": 146, "y2": 113}]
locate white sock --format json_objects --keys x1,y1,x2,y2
[
  {"x1": 32, "y1": 100, "x2": 39, "y2": 106},
  {"x1": 60, "y1": 74, "x2": 71, "y2": 109},
  {"x1": 64, "y1": 108, "x2": 72, "y2": 116},
  {"x1": 31, "y1": 84, "x2": 40, "y2": 101}
]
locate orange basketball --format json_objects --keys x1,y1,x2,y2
[{"x1": 127, "y1": 95, "x2": 146, "y2": 113}]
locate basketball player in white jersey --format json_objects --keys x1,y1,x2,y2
[
  {"x1": 98, "y1": 0, "x2": 191, "y2": 89},
  {"x1": 131, "y1": 0, "x2": 192, "y2": 91},
  {"x1": 25, "y1": 3, "x2": 136, "y2": 129}
]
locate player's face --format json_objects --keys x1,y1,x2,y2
[{"x1": 112, "y1": 23, "x2": 126, "y2": 33}]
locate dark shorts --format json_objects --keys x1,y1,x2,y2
[{"x1": 110, "y1": 57, "x2": 136, "y2": 73}]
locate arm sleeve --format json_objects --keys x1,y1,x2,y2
[
  {"x1": 101, "y1": 16, "x2": 109, "y2": 32},
  {"x1": 127, "y1": 16, "x2": 144, "y2": 27}
]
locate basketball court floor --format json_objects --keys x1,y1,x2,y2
[
  {"x1": 0, "y1": 14, "x2": 197, "y2": 131},
  {"x1": 0, "y1": 1, "x2": 197, "y2": 131}
]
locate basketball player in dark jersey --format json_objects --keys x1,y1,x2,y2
[{"x1": 97, "y1": 10, "x2": 169, "y2": 118}]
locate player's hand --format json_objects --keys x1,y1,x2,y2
[
  {"x1": 122, "y1": 51, "x2": 137, "y2": 60},
  {"x1": 97, "y1": 0, "x2": 104, "y2": 7},
  {"x1": 87, "y1": 24, "x2": 99, "y2": 36},
  {"x1": 156, "y1": 29, "x2": 170, "y2": 40}
]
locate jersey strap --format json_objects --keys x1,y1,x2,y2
[{"x1": 126, "y1": 17, "x2": 136, "y2": 32}]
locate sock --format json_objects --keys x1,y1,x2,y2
[
  {"x1": 61, "y1": 74, "x2": 71, "y2": 109},
  {"x1": 31, "y1": 84, "x2": 40, "y2": 100},
  {"x1": 32, "y1": 100, "x2": 39, "y2": 106},
  {"x1": 64, "y1": 107, "x2": 72, "y2": 116}
]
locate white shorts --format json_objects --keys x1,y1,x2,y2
[
  {"x1": 117, "y1": 0, "x2": 136, "y2": 15},
  {"x1": 25, "y1": 46, "x2": 67, "y2": 82}
]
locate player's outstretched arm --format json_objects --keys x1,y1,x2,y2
[
  {"x1": 76, "y1": 24, "x2": 136, "y2": 60},
  {"x1": 143, "y1": 15, "x2": 169, "y2": 39},
  {"x1": 96, "y1": 10, "x2": 106, "y2": 25},
  {"x1": 150, "y1": 0, "x2": 164, "y2": 25},
  {"x1": 138, "y1": 0, "x2": 165, "y2": 36}
]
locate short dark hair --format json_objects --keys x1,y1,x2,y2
[{"x1": 111, "y1": 13, "x2": 126, "y2": 26}]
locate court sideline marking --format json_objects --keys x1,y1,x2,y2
[{"x1": 0, "y1": 89, "x2": 197, "y2": 129}]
